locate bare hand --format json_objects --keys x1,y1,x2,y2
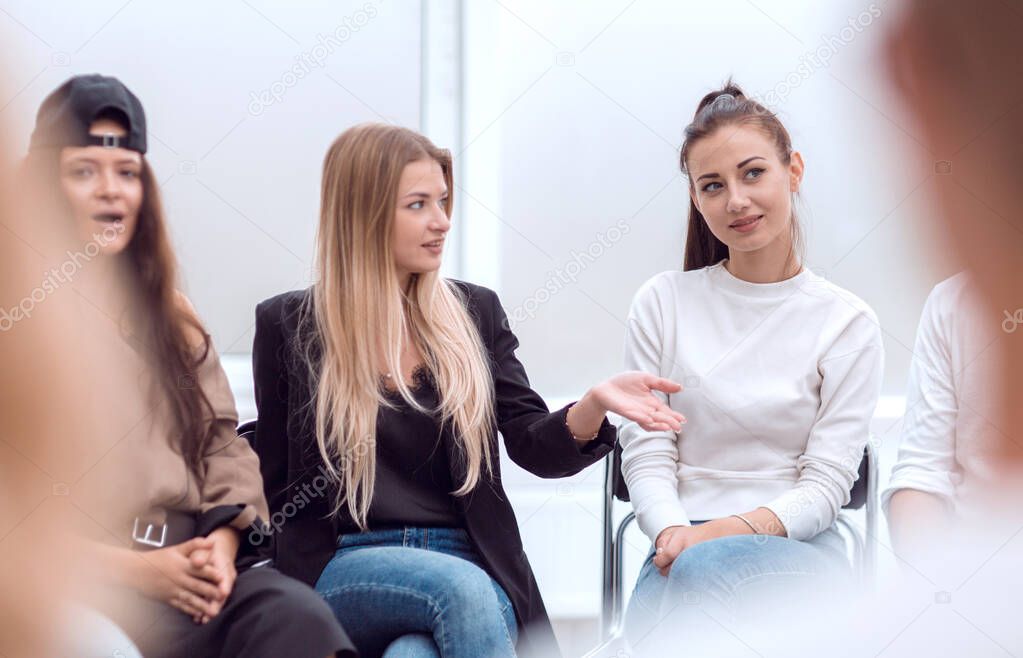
[
  {"x1": 653, "y1": 525, "x2": 708, "y2": 576},
  {"x1": 592, "y1": 372, "x2": 685, "y2": 433},
  {"x1": 188, "y1": 527, "x2": 240, "y2": 622},
  {"x1": 132, "y1": 536, "x2": 226, "y2": 623}
]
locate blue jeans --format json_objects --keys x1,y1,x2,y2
[
  {"x1": 625, "y1": 524, "x2": 850, "y2": 656},
  {"x1": 314, "y1": 527, "x2": 518, "y2": 658}
]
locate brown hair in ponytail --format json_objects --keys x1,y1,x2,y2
[{"x1": 679, "y1": 79, "x2": 803, "y2": 271}]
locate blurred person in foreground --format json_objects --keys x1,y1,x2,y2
[
  {"x1": 741, "y1": 4, "x2": 1023, "y2": 657},
  {"x1": 882, "y1": 0, "x2": 1023, "y2": 563},
  {"x1": 885, "y1": 0, "x2": 1023, "y2": 476},
  {"x1": 17, "y1": 74, "x2": 354, "y2": 658},
  {"x1": 0, "y1": 65, "x2": 83, "y2": 658}
]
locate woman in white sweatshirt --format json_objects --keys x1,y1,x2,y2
[{"x1": 620, "y1": 81, "x2": 884, "y2": 652}]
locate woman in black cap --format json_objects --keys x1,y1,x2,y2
[{"x1": 25, "y1": 73, "x2": 356, "y2": 658}]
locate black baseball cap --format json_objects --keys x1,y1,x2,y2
[{"x1": 29, "y1": 74, "x2": 147, "y2": 154}]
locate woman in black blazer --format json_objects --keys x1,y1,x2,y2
[{"x1": 251, "y1": 123, "x2": 683, "y2": 658}]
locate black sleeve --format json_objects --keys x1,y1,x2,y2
[
  {"x1": 252, "y1": 299, "x2": 290, "y2": 514},
  {"x1": 483, "y1": 287, "x2": 615, "y2": 478}
]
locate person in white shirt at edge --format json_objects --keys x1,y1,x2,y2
[
  {"x1": 619, "y1": 80, "x2": 884, "y2": 653},
  {"x1": 882, "y1": 273, "x2": 1012, "y2": 563}
]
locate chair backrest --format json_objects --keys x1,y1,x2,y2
[
  {"x1": 610, "y1": 441, "x2": 632, "y2": 503},
  {"x1": 846, "y1": 449, "x2": 869, "y2": 510},
  {"x1": 237, "y1": 419, "x2": 258, "y2": 446},
  {"x1": 609, "y1": 439, "x2": 870, "y2": 510}
]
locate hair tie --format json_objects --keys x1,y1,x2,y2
[{"x1": 712, "y1": 92, "x2": 737, "y2": 107}]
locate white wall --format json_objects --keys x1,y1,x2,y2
[
  {"x1": 459, "y1": 0, "x2": 956, "y2": 402},
  {"x1": 2, "y1": 0, "x2": 422, "y2": 353}
]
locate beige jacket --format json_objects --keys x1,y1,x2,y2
[{"x1": 71, "y1": 323, "x2": 268, "y2": 546}]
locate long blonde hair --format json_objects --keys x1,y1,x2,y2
[{"x1": 302, "y1": 123, "x2": 496, "y2": 528}]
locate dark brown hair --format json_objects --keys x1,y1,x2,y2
[
  {"x1": 679, "y1": 79, "x2": 803, "y2": 271},
  {"x1": 129, "y1": 161, "x2": 217, "y2": 481}
]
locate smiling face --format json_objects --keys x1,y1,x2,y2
[
  {"x1": 58, "y1": 117, "x2": 143, "y2": 255},
  {"x1": 687, "y1": 123, "x2": 803, "y2": 263},
  {"x1": 391, "y1": 158, "x2": 451, "y2": 283}
]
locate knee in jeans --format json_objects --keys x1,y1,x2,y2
[
  {"x1": 384, "y1": 634, "x2": 439, "y2": 658},
  {"x1": 440, "y1": 564, "x2": 500, "y2": 613},
  {"x1": 669, "y1": 537, "x2": 756, "y2": 588}
]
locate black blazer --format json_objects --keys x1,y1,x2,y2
[{"x1": 251, "y1": 280, "x2": 615, "y2": 658}]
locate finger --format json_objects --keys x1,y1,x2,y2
[
  {"x1": 188, "y1": 561, "x2": 224, "y2": 584},
  {"x1": 168, "y1": 593, "x2": 206, "y2": 622},
  {"x1": 184, "y1": 536, "x2": 216, "y2": 550},
  {"x1": 190, "y1": 548, "x2": 212, "y2": 567},
  {"x1": 634, "y1": 414, "x2": 657, "y2": 428},
  {"x1": 209, "y1": 564, "x2": 235, "y2": 598},
  {"x1": 218, "y1": 576, "x2": 233, "y2": 599},
  {"x1": 628, "y1": 407, "x2": 677, "y2": 433},
  {"x1": 650, "y1": 404, "x2": 686, "y2": 424},
  {"x1": 637, "y1": 405, "x2": 676, "y2": 424},
  {"x1": 659, "y1": 414, "x2": 685, "y2": 431},
  {"x1": 180, "y1": 589, "x2": 219, "y2": 618},
  {"x1": 207, "y1": 552, "x2": 234, "y2": 577},
  {"x1": 179, "y1": 575, "x2": 225, "y2": 604},
  {"x1": 639, "y1": 421, "x2": 675, "y2": 433},
  {"x1": 181, "y1": 589, "x2": 220, "y2": 618},
  {"x1": 654, "y1": 530, "x2": 687, "y2": 569},
  {"x1": 647, "y1": 376, "x2": 683, "y2": 393},
  {"x1": 179, "y1": 537, "x2": 215, "y2": 555},
  {"x1": 652, "y1": 542, "x2": 677, "y2": 570},
  {"x1": 626, "y1": 407, "x2": 654, "y2": 421},
  {"x1": 653, "y1": 551, "x2": 673, "y2": 570},
  {"x1": 654, "y1": 554, "x2": 676, "y2": 572},
  {"x1": 650, "y1": 416, "x2": 682, "y2": 432},
  {"x1": 649, "y1": 411, "x2": 683, "y2": 432}
]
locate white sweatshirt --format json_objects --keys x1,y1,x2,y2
[
  {"x1": 620, "y1": 260, "x2": 884, "y2": 543},
  {"x1": 881, "y1": 273, "x2": 1005, "y2": 517}
]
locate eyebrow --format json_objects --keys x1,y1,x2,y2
[
  {"x1": 402, "y1": 189, "x2": 449, "y2": 199},
  {"x1": 695, "y1": 155, "x2": 767, "y2": 182},
  {"x1": 65, "y1": 156, "x2": 141, "y2": 166}
]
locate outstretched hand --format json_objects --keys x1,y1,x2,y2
[{"x1": 592, "y1": 371, "x2": 685, "y2": 433}]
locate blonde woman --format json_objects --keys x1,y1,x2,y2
[{"x1": 252, "y1": 123, "x2": 684, "y2": 658}]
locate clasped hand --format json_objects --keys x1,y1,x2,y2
[{"x1": 134, "y1": 527, "x2": 240, "y2": 624}]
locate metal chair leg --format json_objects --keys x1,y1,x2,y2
[
  {"x1": 835, "y1": 514, "x2": 864, "y2": 583},
  {"x1": 609, "y1": 511, "x2": 636, "y2": 637},
  {"x1": 600, "y1": 456, "x2": 614, "y2": 640},
  {"x1": 864, "y1": 436, "x2": 880, "y2": 591}
]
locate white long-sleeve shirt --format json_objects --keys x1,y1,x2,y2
[
  {"x1": 620, "y1": 261, "x2": 884, "y2": 543},
  {"x1": 881, "y1": 273, "x2": 1004, "y2": 517}
]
